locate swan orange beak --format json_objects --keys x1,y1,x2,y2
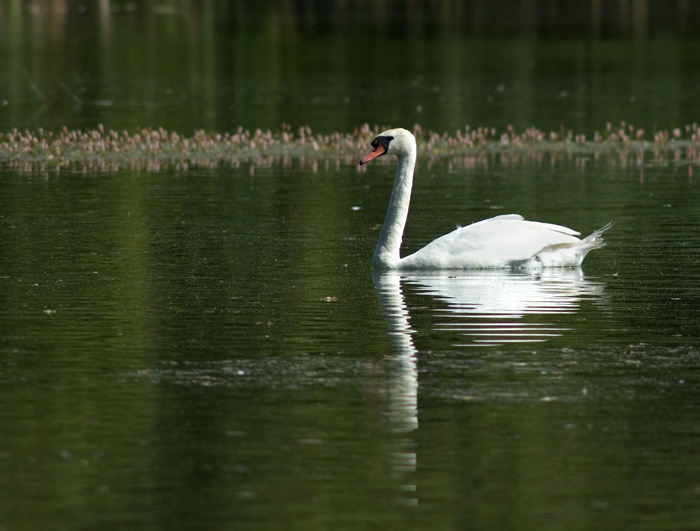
[{"x1": 359, "y1": 143, "x2": 387, "y2": 165}]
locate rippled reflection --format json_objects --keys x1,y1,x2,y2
[
  {"x1": 373, "y1": 273, "x2": 419, "y2": 433},
  {"x1": 373, "y1": 269, "x2": 606, "y2": 506},
  {"x1": 402, "y1": 269, "x2": 605, "y2": 346},
  {"x1": 373, "y1": 273, "x2": 419, "y2": 506}
]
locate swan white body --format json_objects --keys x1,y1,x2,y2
[{"x1": 360, "y1": 128, "x2": 610, "y2": 270}]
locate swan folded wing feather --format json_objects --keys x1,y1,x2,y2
[{"x1": 400, "y1": 216, "x2": 583, "y2": 269}]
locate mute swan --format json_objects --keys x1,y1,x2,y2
[{"x1": 359, "y1": 128, "x2": 611, "y2": 270}]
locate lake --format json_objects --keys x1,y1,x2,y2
[{"x1": 2, "y1": 3, "x2": 700, "y2": 530}]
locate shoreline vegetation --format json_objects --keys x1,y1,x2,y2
[{"x1": 1, "y1": 123, "x2": 699, "y2": 173}]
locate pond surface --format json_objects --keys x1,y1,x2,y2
[
  {"x1": 2, "y1": 9, "x2": 700, "y2": 136},
  {"x1": 3, "y1": 4, "x2": 700, "y2": 530},
  {"x1": 2, "y1": 150, "x2": 700, "y2": 530}
]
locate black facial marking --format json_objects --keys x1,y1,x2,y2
[{"x1": 372, "y1": 135, "x2": 393, "y2": 151}]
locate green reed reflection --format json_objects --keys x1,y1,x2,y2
[{"x1": 2, "y1": 2, "x2": 700, "y2": 137}]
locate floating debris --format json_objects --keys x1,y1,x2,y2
[{"x1": 0, "y1": 122, "x2": 698, "y2": 173}]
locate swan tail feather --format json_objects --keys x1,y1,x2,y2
[
  {"x1": 523, "y1": 222, "x2": 613, "y2": 269},
  {"x1": 580, "y1": 221, "x2": 613, "y2": 250}
]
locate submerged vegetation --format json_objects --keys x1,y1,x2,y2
[{"x1": 1, "y1": 122, "x2": 699, "y2": 173}]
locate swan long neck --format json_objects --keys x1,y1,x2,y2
[{"x1": 373, "y1": 149, "x2": 416, "y2": 269}]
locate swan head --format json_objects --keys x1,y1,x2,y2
[{"x1": 359, "y1": 128, "x2": 415, "y2": 165}]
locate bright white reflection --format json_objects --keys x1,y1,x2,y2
[
  {"x1": 373, "y1": 272, "x2": 420, "y2": 506},
  {"x1": 373, "y1": 272, "x2": 419, "y2": 434},
  {"x1": 401, "y1": 269, "x2": 605, "y2": 346}
]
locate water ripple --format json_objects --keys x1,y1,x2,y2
[{"x1": 397, "y1": 269, "x2": 605, "y2": 347}]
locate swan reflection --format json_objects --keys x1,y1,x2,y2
[
  {"x1": 374, "y1": 272, "x2": 419, "y2": 434},
  {"x1": 373, "y1": 269, "x2": 605, "y2": 505},
  {"x1": 373, "y1": 272, "x2": 419, "y2": 506},
  {"x1": 400, "y1": 269, "x2": 605, "y2": 346}
]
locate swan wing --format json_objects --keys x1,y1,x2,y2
[{"x1": 400, "y1": 215, "x2": 586, "y2": 269}]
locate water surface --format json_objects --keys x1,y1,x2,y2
[
  {"x1": 2, "y1": 150, "x2": 700, "y2": 529},
  {"x1": 3, "y1": 22, "x2": 700, "y2": 136},
  {"x1": 3, "y1": 4, "x2": 700, "y2": 529}
]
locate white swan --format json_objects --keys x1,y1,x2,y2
[{"x1": 360, "y1": 128, "x2": 611, "y2": 270}]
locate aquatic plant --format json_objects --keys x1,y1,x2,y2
[{"x1": 0, "y1": 122, "x2": 698, "y2": 173}]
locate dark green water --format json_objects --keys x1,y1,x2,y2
[
  {"x1": 2, "y1": 153, "x2": 700, "y2": 530},
  {"x1": 2, "y1": 3, "x2": 700, "y2": 530},
  {"x1": 2, "y1": 5, "x2": 700, "y2": 136}
]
